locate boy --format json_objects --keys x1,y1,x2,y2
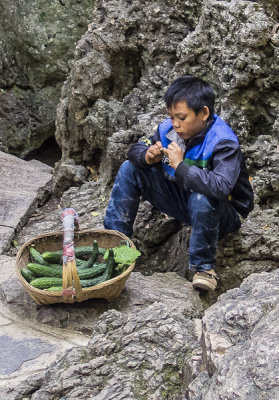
[{"x1": 104, "y1": 75, "x2": 254, "y2": 291}]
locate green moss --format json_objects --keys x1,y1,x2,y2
[
  {"x1": 79, "y1": 348, "x2": 91, "y2": 363},
  {"x1": 161, "y1": 366, "x2": 182, "y2": 398},
  {"x1": 12, "y1": 86, "x2": 25, "y2": 98},
  {"x1": 62, "y1": 360, "x2": 70, "y2": 369},
  {"x1": 39, "y1": 11, "x2": 46, "y2": 23}
]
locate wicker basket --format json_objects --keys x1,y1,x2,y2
[{"x1": 16, "y1": 228, "x2": 136, "y2": 305}]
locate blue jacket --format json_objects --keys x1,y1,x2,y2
[{"x1": 128, "y1": 115, "x2": 254, "y2": 218}]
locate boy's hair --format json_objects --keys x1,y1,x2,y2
[{"x1": 164, "y1": 75, "x2": 215, "y2": 119}]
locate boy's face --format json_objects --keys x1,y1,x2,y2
[{"x1": 167, "y1": 101, "x2": 210, "y2": 141}]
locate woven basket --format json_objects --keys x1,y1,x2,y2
[{"x1": 16, "y1": 228, "x2": 136, "y2": 305}]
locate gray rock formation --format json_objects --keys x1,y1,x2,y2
[
  {"x1": 188, "y1": 269, "x2": 279, "y2": 400},
  {"x1": 3, "y1": 270, "x2": 279, "y2": 400},
  {"x1": 0, "y1": 151, "x2": 53, "y2": 254},
  {"x1": 55, "y1": 0, "x2": 203, "y2": 172},
  {"x1": 0, "y1": 0, "x2": 96, "y2": 157}
]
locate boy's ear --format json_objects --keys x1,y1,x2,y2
[{"x1": 201, "y1": 106, "x2": 210, "y2": 121}]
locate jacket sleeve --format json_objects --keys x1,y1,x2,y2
[
  {"x1": 174, "y1": 140, "x2": 242, "y2": 199},
  {"x1": 127, "y1": 127, "x2": 161, "y2": 168}
]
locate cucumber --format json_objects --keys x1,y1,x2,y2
[
  {"x1": 30, "y1": 277, "x2": 63, "y2": 289},
  {"x1": 45, "y1": 286, "x2": 63, "y2": 292},
  {"x1": 29, "y1": 247, "x2": 48, "y2": 265},
  {"x1": 102, "y1": 249, "x2": 115, "y2": 282},
  {"x1": 21, "y1": 268, "x2": 36, "y2": 282},
  {"x1": 27, "y1": 262, "x2": 106, "y2": 279},
  {"x1": 41, "y1": 251, "x2": 63, "y2": 264},
  {"x1": 27, "y1": 263, "x2": 62, "y2": 278},
  {"x1": 76, "y1": 258, "x2": 88, "y2": 268},
  {"x1": 80, "y1": 250, "x2": 115, "y2": 288},
  {"x1": 78, "y1": 264, "x2": 106, "y2": 279},
  {"x1": 80, "y1": 275, "x2": 107, "y2": 288},
  {"x1": 42, "y1": 245, "x2": 106, "y2": 263},
  {"x1": 87, "y1": 240, "x2": 99, "y2": 267},
  {"x1": 98, "y1": 247, "x2": 106, "y2": 256}
]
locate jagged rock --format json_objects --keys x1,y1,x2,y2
[
  {"x1": 55, "y1": 0, "x2": 203, "y2": 171},
  {"x1": 0, "y1": 151, "x2": 53, "y2": 254},
  {"x1": 3, "y1": 302, "x2": 203, "y2": 400},
  {"x1": 5, "y1": 269, "x2": 279, "y2": 400},
  {"x1": 0, "y1": 0, "x2": 96, "y2": 157},
  {"x1": 52, "y1": 158, "x2": 89, "y2": 196},
  {"x1": 188, "y1": 269, "x2": 279, "y2": 400}
]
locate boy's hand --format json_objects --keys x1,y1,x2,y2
[
  {"x1": 163, "y1": 142, "x2": 184, "y2": 170},
  {"x1": 145, "y1": 141, "x2": 164, "y2": 164}
]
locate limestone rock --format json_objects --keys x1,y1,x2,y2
[
  {"x1": 55, "y1": 0, "x2": 203, "y2": 171},
  {"x1": 0, "y1": 151, "x2": 53, "y2": 254},
  {"x1": 188, "y1": 269, "x2": 279, "y2": 400},
  {"x1": 3, "y1": 302, "x2": 203, "y2": 400},
  {"x1": 0, "y1": 0, "x2": 96, "y2": 157},
  {"x1": 52, "y1": 158, "x2": 89, "y2": 196}
]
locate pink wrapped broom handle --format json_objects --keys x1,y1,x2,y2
[{"x1": 60, "y1": 208, "x2": 79, "y2": 264}]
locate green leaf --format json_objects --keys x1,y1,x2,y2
[{"x1": 104, "y1": 245, "x2": 141, "y2": 265}]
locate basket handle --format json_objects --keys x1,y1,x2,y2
[{"x1": 60, "y1": 208, "x2": 84, "y2": 302}]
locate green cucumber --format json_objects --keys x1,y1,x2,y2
[
  {"x1": 102, "y1": 249, "x2": 115, "y2": 282},
  {"x1": 30, "y1": 277, "x2": 63, "y2": 289},
  {"x1": 78, "y1": 264, "x2": 106, "y2": 279},
  {"x1": 87, "y1": 240, "x2": 99, "y2": 267},
  {"x1": 21, "y1": 268, "x2": 36, "y2": 282},
  {"x1": 80, "y1": 275, "x2": 107, "y2": 288},
  {"x1": 27, "y1": 262, "x2": 107, "y2": 279},
  {"x1": 76, "y1": 258, "x2": 88, "y2": 268},
  {"x1": 29, "y1": 247, "x2": 48, "y2": 265},
  {"x1": 42, "y1": 245, "x2": 106, "y2": 263},
  {"x1": 45, "y1": 286, "x2": 63, "y2": 292},
  {"x1": 41, "y1": 251, "x2": 63, "y2": 264},
  {"x1": 27, "y1": 263, "x2": 62, "y2": 278},
  {"x1": 81, "y1": 250, "x2": 115, "y2": 288}
]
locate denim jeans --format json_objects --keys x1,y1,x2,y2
[{"x1": 104, "y1": 160, "x2": 241, "y2": 272}]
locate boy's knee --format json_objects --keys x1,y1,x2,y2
[
  {"x1": 118, "y1": 160, "x2": 136, "y2": 177},
  {"x1": 188, "y1": 192, "x2": 216, "y2": 214}
]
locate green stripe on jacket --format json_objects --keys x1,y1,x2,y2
[{"x1": 184, "y1": 158, "x2": 209, "y2": 168}]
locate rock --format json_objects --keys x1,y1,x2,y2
[
  {"x1": 0, "y1": 256, "x2": 17, "y2": 282},
  {"x1": 188, "y1": 269, "x2": 279, "y2": 400},
  {"x1": 0, "y1": 271, "x2": 204, "y2": 399},
  {"x1": 3, "y1": 303, "x2": 203, "y2": 400},
  {"x1": 55, "y1": 0, "x2": 203, "y2": 172},
  {"x1": 0, "y1": 0, "x2": 96, "y2": 157},
  {"x1": 52, "y1": 159, "x2": 89, "y2": 196},
  {"x1": 0, "y1": 151, "x2": 53, "y2": 254},
  {"x1": 1, "y1": 270, "x2": 203, "y2": 335},
  {"x1": 133, "y1": 201, "x2": 190, "y2": 277},
  {"x1": 4, "y1": 267, "x2": 279, "y2": 399}
]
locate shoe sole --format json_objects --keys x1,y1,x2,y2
[{"x1": 192, "y1": 278, "x2": 216, "y2": 291}]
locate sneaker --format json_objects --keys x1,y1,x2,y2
[{"x1": 192, "y1": 271, "x2": 219, "y2": 291}]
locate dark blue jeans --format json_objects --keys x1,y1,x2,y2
[{"x1": 104, "y1": 161, "x2": 241, "y2": 272}]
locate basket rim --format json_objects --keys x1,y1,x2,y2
[{"x1": 15, "y1": 228, "x2": 136, "y2": 298}]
